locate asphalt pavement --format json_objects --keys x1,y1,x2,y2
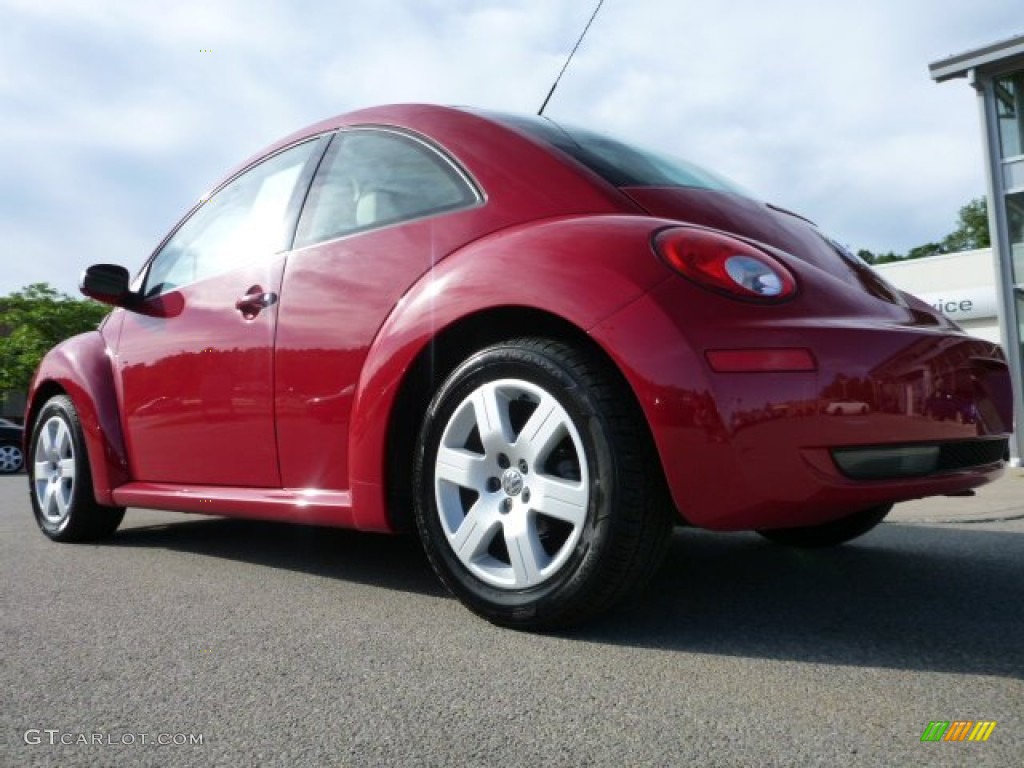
[{"x1": 1, "y1": 473, "x2": 1022, "y2": 767}]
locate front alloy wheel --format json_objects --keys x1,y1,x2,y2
[
  {"x1": 414, "y1": 338, "x2": 672, "y2": 630},
  {"x1": 29, "y1": 395, "x2": 124, "y2": 542}
]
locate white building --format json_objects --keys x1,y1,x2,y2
[{"x1": 875, "y1": 248, "x2": 1001, "y2": 343}]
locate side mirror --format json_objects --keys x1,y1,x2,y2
[{"x1": 80, "y1": 264, "x2": 134, "y2": 307}]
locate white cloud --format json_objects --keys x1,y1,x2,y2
[{"x1": 0, "y1": 0, "x2": 1020, "y2": 296}]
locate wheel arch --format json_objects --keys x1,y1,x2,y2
[
  {"x1": 25, "y1": 332, "x2": 129, "y2": 505},
  {"x1": 346, "y1": 214, "x2": 677, "y2": 532},
  {"x1": 382, "y1": 305, "x2": 642, "y2": 532}
]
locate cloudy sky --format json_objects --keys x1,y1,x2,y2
[{"x1": 0, "y1": 0, "x2": 1020, "y2": 297}]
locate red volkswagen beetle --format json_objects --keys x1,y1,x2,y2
[{"x1": 26, "y1": 104, "x2": 1012, "y2": 628}]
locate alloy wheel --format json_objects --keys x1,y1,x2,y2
[
  {"x1": 433, "y1": 378, "x2": 589, "y2": 589},
  {"x1": 33, "y1": 415, "x2": 77, "y2": 525},
  {"x1": 0, "y1": 443, "x2": 23, "y2": 473}
]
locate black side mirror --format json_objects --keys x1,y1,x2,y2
[{"x1": 80, "y1": 264, "x2": 133, "y2": 307}]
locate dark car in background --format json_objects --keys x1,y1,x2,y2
[{"x1": 0, "y1": 418, "x2": 25, "y2": 474}]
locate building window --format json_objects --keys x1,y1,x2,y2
[{"x1": 995, "y1": 72, "x2": 1024, "y2": 159}]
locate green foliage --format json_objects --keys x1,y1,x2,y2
[
  {"x1": 857, "y1": 248, "x2": 901, "y2": 265},
  {"x1": 906, "y1": 242, "x2": 944, "y2": 260},
  {"x1": 941, "y1": 197, "x2": 990, "y2": 252},
  {"x1": 857, "y1": 196, "x2": 990, "y2": 265},
  {"x1": 0, "y1": 283, "x2": 110, "y2": 392}
]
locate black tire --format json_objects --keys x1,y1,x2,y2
[
  {"x1": 756, "y1": 503, "x2": 892, "y2": 548},
  {"x1": 413, "y1": 337, "x2": 672, "y2": 630},
  {"x1": 0, "y1": 440, "x2": 24, "y2": 474},
  {"x1": 28, "y1": 395, "x2": 125, "y2": 542}
]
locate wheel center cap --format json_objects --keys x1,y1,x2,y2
[{"x1": 501, "y1": 468, "x2": 524, "y2": 496}]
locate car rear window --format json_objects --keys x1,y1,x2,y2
[{"x1": 492, "y1": 113, "x2": 747, "y2": 196}]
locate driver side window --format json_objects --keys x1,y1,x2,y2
[{"x1": 144, "y1": 140, "x2": 320, "y2": 297}]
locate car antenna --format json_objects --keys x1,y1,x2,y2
[{"x1": 538, "y1": 0, "x2": 605, "y2": 116}]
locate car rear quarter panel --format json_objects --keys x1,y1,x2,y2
[
  {"x1": 347, "y1": 214, "x2": 672, "y2": 531},
  {"x1": 26, "y1": 317, "x2": 129, "y2": 505}
]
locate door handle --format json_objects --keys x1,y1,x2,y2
[{"x1": 235, "y1": 286, "x2": 278, "y2": 318}]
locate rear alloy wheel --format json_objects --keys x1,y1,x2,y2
[
  {"x1": 29, "y1": 395, "x2": 125, "y2": 542},
  {"x1": 414, "y1": 338, "x2": 672, "y2": 630},
  {"x1": 0, "y1": 441, "x2": 24, "y2": 474},
  {"x1": 756, "y1": 503, "x2": 892, "y2": 548}
]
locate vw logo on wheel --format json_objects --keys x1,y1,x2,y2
[{"x1": 501, "y1": 468, "x2": 524, "y2": 496}]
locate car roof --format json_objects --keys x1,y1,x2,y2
[{"x1": 206, "y1": 104, "x2": 635, "y2": 220}]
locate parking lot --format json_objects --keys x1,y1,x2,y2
[{"x1": 2, "y1": 473, "x2": 1022, "y2": 767}]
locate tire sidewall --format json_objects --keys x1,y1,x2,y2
[{"x1": 414, "y1": 344, "x2": 621, "y2": 625}]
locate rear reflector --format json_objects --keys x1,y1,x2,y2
[
  {"x1": 833, "y1": 446, "x2": 940, "y2": 480},
  {"x1": 705, "y1": 348, "x2": 817, "y2": 373},
  {"x1": 832, "y1": 438, "x2": 1009, "y2": 480}
]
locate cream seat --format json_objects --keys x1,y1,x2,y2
[{"x1": 354, "y1": 189, "x2": 401, "y2": 227}]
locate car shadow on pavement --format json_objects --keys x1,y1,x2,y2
[
  {"x1": 580, "y1": 523, "x2": 1024, "y2": 679},
  {"x1": 110, "y1": 513, "x2": 1023, "y2": 678},
  {"x1": 111, "y1": 515, "x2": 447, "y2": 598}
]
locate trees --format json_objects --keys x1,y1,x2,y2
[
  {"x1": 0, "y1": 284, "x2": 109, "y2": 393},
  {"x1": 857, "y1": 248, "x2": 901, "y2": 265},
  {"x1": 940, "y1": 197, "x2": 990, "y2": 252},
  {"x1": 858, "y1": 197, "x2": 990, "y2": 265}
]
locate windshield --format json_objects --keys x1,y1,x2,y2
[{"x1": 492, "y1": 113, "x2": 749, "y2": 196}]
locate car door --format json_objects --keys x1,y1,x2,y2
[
  {"x1": 274, "y1": 128, "x2": 483, "y2": 491},
  {"x1": 115, "y1": 138, "x2": 326, "y2": 487}
]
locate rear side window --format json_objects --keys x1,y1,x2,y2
[
  {"x1": 496, "y1": 113, "x2": 746, "y2": 196},
  {"x1": 294, "y1": 128, "x2": 479, "y2": 248}
]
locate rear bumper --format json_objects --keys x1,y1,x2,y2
[{"x1": 591, "y1": 283, "x2": 1013, "y2": 531}]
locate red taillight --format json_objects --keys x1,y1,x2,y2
[{"x1": 654, "y1": 228, "x2": 797, "y2": 302}]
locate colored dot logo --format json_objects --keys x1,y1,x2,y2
[{"x1": 200, "y1": 49, "x2": 212, "y2": 53}]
